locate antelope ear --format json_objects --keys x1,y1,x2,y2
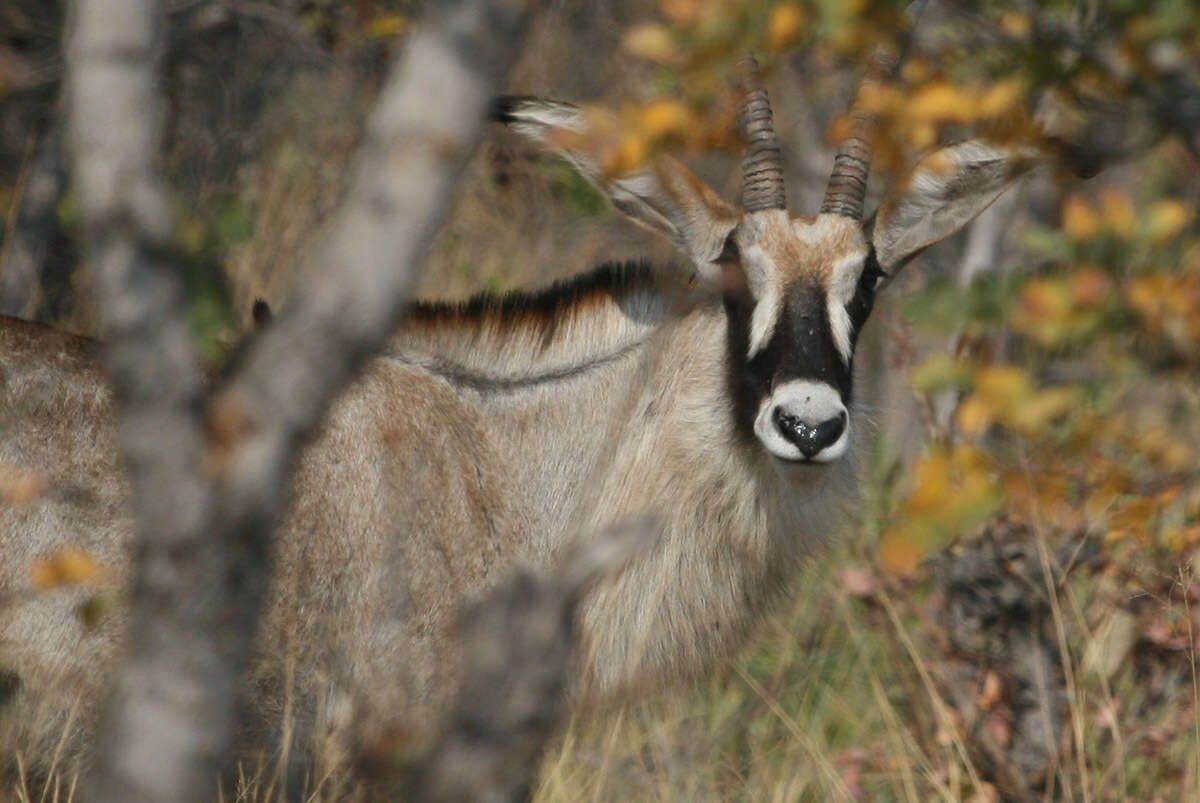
[
  {"x1": 493, "y1": 96, "x2": 740, "y2": 282},
  {"x1": 873, "y1": 141, "x2": 1044, "y2": 272}
]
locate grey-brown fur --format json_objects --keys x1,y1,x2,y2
[
  {"x1": 0, "y1": 319, "x2": 130, "y2": 767},
  {"x1": 0, "y1": 266, "x2": 855, "y2": 777}
]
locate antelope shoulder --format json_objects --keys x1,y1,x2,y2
[{"x1": 0, "y1": 318, "x2": 530, "y2": 772}]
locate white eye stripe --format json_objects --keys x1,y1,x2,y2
[
  {"x1": 743, "y1": 243, "x2": 781, "y2": 359},
  {"x1": 827, "y1": 300, "x2": 853, "y2": 366},
  {"x1": 826, "y1": 250, "x2": 867, "y2": 366},
  {"x1": 747, "y1": 284, "x2": 780, "y2": 359},
  {"x1": 828, "y1": 251, "x2": 868, "y2": 306},
  {"x1": 750, "y1": 286, "x2": 852, "y2": 365}
]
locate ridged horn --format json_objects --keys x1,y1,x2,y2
[
  {"x1": 737, "y1": 56, "x2": 786, "y2": 213},
  {"x1": 820, "y1": 48, "x2": 896, "y2": 220}
]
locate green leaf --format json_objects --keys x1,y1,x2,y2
[
  {"x1": 545, "y1": 162, "x2": 610, "y2": 219},
  {"x1": 900, "y1": 274, "x2": 1018, "y2": 333},
  {"x1": 213, "y1": 202, "x2": 254, "y2": 246}
]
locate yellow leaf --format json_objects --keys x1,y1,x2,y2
[
  {"x1": 1111, "y1": 497, "x2": 1156, "y2": 534},
  {"x1": 908, "y1": 81, "x2": 971, "y2": 123},
  {"x1": 977, "y1": 79, "x2": 1023, "y2": 118},
  {"x1": 622, "y1": 24, "x2": 678, "y2": 64},
  {"x1": 29, "y1": 561, "x2": 53, "y2": 591},
  {"x1": 638, "y1": 99, "x2": 693, "y2": 139},
  {"x1": 602, "y1": 133, "x2": 649, "y2": 177},
  {"x1": 1015, "y1": 276, "x2": 1070, "y2": 322},
  {"x1": 659, "y1": 0, "x2": 703, "y2": 26},
  {"x1": 31, "y1": 548, "x2": 108, "y2": 591},
  {"x1": 365, "y1": 12, "x2": 409, "y2": 39},
  {"x1": 1104, "y1": 528, "x2": 1129, "y2": 544},
  {"x1": 905, "y1": 449, "x2": 953, "y2": 514},
  {"x1": 890, "y1": 444, "x2": 1002, "y2": 562},
  {"x1": 855, "y1": 82, "x2": 904, "y2": 116},
  {"x1": 1099, "y1": 188, "x2": 1137, "y2": 238},
  {"x1": 974, "y1": 365, "x2": 1033, "y2": 408},
  {"x1": 1011, "y1": 387, "x2": 1077, "y2": 434},
  {"x1": 908, "y1": 353, "x2": 971, "y2": 393},
  {"x1": 1062, "y1": 194, "x2": 1100, "y2": 241},
  {"x1": 956, "y1": 395, "x2": 992, "y2": 437},
  {"x1": 878, "y1": 530, "x2": 921, "y2": 576},
  {"x1": 908, "y1": 121, "x2": 938, "y2": 151},
  {"x1": 1125, "y1": 274, "x2": 1166, "y2": 319},
  {"x1": 1069, "y1": 265, "x2": 1112, "y2": 306},
  {"x1": 1161, "y1": 441, "x2": 1194, "y2": 472},
  {"x1": 0, "y1": 463, "x2": 45, "y2": 506},
  {"x1": 1145, "y1": 200, "x2": 1191, "y2": 244},
  {"x1": 900, "y1": 59, "x2": 930, "y2": 84},
  {"x1": 766, "y1": 4, "x2": 806, "y2": 52},
  {"x1": 1000, "y1": 11, "x2": 1031, "y2": 38}
]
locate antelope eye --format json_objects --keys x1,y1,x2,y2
[
  {"x1": 846, "y1": 251, "x2": 883, "y2": 330},
  {"x1": 858, "y1": 253, "x2": 885, "y2": 292}
]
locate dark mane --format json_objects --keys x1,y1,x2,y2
[
  {"x1": 393, "y1": 261, "x2": 676, "y2": 392},
  {"x1": 406, "y1": 261, "x2": 656, "y2": 331}
]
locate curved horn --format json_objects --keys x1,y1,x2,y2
[
  {"x1": 737, "y1": 56, "x2": 786, "y2": 213},
  {"x1": 820, "y1": 48, "x2": 896, "y2": 220}
]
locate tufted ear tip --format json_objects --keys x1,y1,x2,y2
[{"x1": 873, "y1": 140, "x2": 1044, "y2": 272}]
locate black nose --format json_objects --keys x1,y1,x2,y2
[{"x1": 773, "y1": 408, "x2": 847, "y2": 459}]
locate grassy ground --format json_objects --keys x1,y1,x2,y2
[{"x1": 532, "y1": 491, "x2": 1200, "y2": 802}]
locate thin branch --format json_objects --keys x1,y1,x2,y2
[
  {"x1": 67, "y1": 0, "x2": 543, "y2": 801},
  {"x1": 68, "y1": 0, "x2": 226, "y2": 798},
  {"x1": 211, "y1": 0, "x2": 546, "y2": 738}
]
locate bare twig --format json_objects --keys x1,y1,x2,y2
[{"x1": 66, "y1": 0, "x2": 543, "y2": 801}]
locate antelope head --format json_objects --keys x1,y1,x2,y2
[{"x1": 494, "y1": 55, "x2": 1041, "y2": 466}]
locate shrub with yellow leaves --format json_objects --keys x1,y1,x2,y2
[
  {"x1": 880, "y1": 443, "x2": 1001, "y2": 575},
  {"x1": 884, "y1": 150, "x2": 1198, "y2": 578}
]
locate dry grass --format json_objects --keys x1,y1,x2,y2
[{"x1": 527, "y1": 529, "x2": 1200, "y2": 802}]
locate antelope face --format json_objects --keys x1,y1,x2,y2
[
  {"x1": 724, "y1": 212, "x2": 879, "y2": 464},
  {"x1": 496, "y1": 57, "x2": 1043, "y2": 470}
]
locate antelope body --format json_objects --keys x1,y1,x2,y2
[{"x1": 0, "y1": 64, "x2": 1039, "y2": 776}]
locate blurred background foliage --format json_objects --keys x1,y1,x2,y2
[{"x1": 3, "y1": 0, "x2": 1200, "y2": 800}]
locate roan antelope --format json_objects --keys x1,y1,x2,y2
[{"x1": 0, "y1": 58, "x2": 1042, "y2": 777}]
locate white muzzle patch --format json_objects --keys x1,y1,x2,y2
[{"x1": 753, "y1": 379, "x2": 850, "y2": 463}]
